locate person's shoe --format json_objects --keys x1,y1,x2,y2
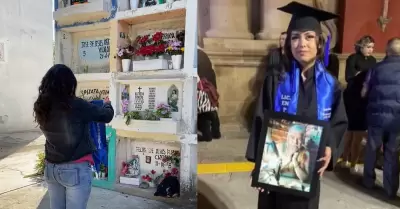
[{"x1": 350, "y1": 164, "x2": 363, "y2": 174}]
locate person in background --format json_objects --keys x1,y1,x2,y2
[
  {"x1": 323, "y1": 35, "x2": 339, "y2": 78},
  {"x1": 267, "y1": 32, "x2": 288, "y2": 70},
  {"x1": 362, "y1": 37, "x2": 400, "y2": 199},
  {"x1": 246, "y1": 2, "x2": 348, "y2": 208},
  {"x1": 33, "y1": 64, "x2": 114, "y2": 209},
  {"x1": 197, "y1": 76, "x2": 221, "y2": 142},
  {"x1": 341, "y1": 35, "x2": 376, "y2": 172}
]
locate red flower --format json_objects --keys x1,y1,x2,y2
[
  {"x1": 151, "y1": 170, "x2": 156, "y2": 174},
  {"x1": 142, "y1": 175, "x2": 146, "y2": 180},
  {"x1": 139, "y1": 35, "x2": 149, "y2": 44},
  {"x1": 152, "y1": 32, "x2": 163, "y2": 43},
  {"x1": 165, "y1": 172, "x2": 171, "y2": 178},
  {"x1": 171, "y1": 168, "x2": 179, "y2": 175}
]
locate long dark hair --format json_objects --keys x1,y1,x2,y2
[{"x1": 33, "y1": 64, "x2": 77, "y2": 126}]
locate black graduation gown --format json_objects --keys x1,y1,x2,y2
[
  {"x1": 343, "y1": 53, "x2": 376, "y2": 131},
  {"x1": 246, "y1": 67, "x2": 348, "y2": 209}
]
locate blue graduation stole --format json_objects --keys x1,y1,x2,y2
[
  {"x1": 90, "y1": 100, "x2": 108, "y2": 172},
  {"x1": 274, "y1": 61, "x2": 335, "y2": 121}
]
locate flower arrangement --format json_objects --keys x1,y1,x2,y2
[
  {"x1": 155, "y1": 103, "x2": 171, "y2": 118},
  {"x1": 117, "y1": 45, "x2": 135, "y2": 59},
  {"x1": 121, "y1": 99, "x2": 129, "y2": 114},
  {"x1": 165, "y1": 40, "x2": 184, "y2": 56},
  {"x1": 124, "y1": 111, "x2": 141, "y2": 125},
  {"x1": 143, "y1": 109, "x2": 158, "y2": 120},
  {"x1": 162, "y1": 167, "x2": 179, "y2": 179},
  {"x1": 162, "y1": 150, "x2": 180, "y2": 167},
  {"x1": 135, "y1": 32, "x2": 167, "y2": 58},
  {"x1": 142, "y1": 169, "x2": 157, "y2": 184}
]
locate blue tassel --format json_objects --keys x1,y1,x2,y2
[{"x1": 324, "y1": 35, "x2": 331, "y2": 67}]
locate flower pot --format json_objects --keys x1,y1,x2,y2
[
  {"x1": 171, "y1": 54, "x2": 182, "y2": 69},
  {"x1": 148, "y1": 182, "x2": 156, "y2": 188},
  {"x1": 130, "y1": 0, "x2": 139, "y2": 9},
  {"x1": 122, "y1": 59, "x2": 131, "y2": 72}
]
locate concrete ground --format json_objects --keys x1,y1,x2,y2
[
  {"x1": 198, "y1": 138, "x2": 400, "y2": 209},
  {"x1": 0, "y1": 132, "x2": 185, "y2": 209}
]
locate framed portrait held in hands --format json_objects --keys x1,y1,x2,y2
[{"x1": 251, "y1": 111, "x2": 329, "y2": 198}]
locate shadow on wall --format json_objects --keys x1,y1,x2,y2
[
  {"x1": 198, "y1": 48, "x2": 217, "y2": 88},
  {"x1": 197, "y1": 178, "x2": 229, "y2": 209},
  {"x1": 198, "y1": 0, "x2": 210, "y2": 48},
  {"x1": 240, "y1": 45, "x2": 278, "y2": 131}
]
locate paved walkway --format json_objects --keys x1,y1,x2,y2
[
  {"x1": 0, "y1": 132, "x2": 184, "y2": 209},
  {"x1": 198, "y1": 138, "x2": 400, "y2": 209}
]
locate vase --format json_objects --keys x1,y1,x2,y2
[
  {"x1": 130, "y1": 0, "x2": 139, "y2": 9},
  {"x1": 171, "y1": 54, "x2": 182, "y2": 69},
  {"x1": 148, "y1": 182, "x2": 155, "y2": 188},
  {"x1": 122, "y1": 59, "x2": 131, "y2": 72}
]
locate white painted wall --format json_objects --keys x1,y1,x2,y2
[{"x1": 0, "y1": 0, "x2": 53, "y2": 132}]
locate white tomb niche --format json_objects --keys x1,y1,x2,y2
[
  {"x1": 76, "y1": 37, "x2": 110, "y2": 74},
  {"x1": 77, "y1": 82, "x2": 109, "y2": 101},
  {"x1": 126, "y1": 82, "x2": 182, "y2": 120}
]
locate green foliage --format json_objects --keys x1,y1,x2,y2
[
  {"x1": 24, "y1": 152, "x2": 45, "y2": 178},
  {"x1": 35, "y1": 152, "x2": 45, "y2": 175},
  {"x1": 143, "y1": 109, "x2": 158, "y2": 121},
  {"x1": 124, "y1": 111, "x2": 141, "y2": 125}
]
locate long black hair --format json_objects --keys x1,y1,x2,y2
[{"x1": 33, "y1": 64, "x2": 77, "y2": 126}]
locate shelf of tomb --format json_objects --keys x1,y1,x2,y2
[
  {"x1": 75, "y1": 72, "x2": 111, "y2": 82},
  {"x1": 54, "y1": 0, "x2": 111, "y2": 26},
  {"x1": 115, "y1": 69, "x2": 187, "y2": 80},
  {"x1": 115, "y1": 0, "x2": 186, "y2": 25},
  {"x1": 111, "y1": 115, "x2": 181, "y2": 136}
]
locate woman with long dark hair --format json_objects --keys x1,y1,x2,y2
[
  {"x1": 33, "y1": 64, "x2": 114, "y2": 209},
  {"x1": 246, "y1": 2, "x2": 348, "y2": 208}
]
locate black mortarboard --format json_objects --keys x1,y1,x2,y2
[{"x1": 277, "y1": 1, "x2": 339, "y2": 34}]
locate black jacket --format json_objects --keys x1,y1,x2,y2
[{"x1": 41, "y1": 97, "x2": 114, "y2": 164}]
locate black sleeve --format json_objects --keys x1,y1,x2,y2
[
  {"x1": 78, "y1": 99, "x2": 114, "y2": 123},
  {"x1": 326, "y1": 83, "x2": 349, "y2": 170},
  {"x1": 245, "y1": 77, "x2": 268, "y2": 163},
  {"x1": 345, "y1": 54, "x2": 358, "y2": 82}
]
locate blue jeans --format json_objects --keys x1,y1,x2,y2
[{"x1": 45, "y1": 161, "x2": 92, "y2": 209}]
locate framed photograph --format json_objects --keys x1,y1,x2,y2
[{"x1": 251, "y1": 111, "x2": 329, "y2": 198}]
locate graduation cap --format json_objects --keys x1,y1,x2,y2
[{"x1": 278, "y1": 1, "x2": 339, "y2": 34}]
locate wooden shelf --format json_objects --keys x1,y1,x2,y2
[{"x1": 115, "y1": 1, "x2": 186, "y2": 25}]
